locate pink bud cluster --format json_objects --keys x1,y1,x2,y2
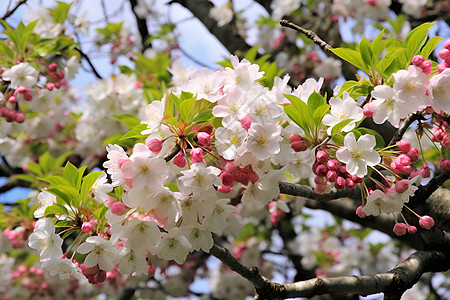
[
  {"x1": 313, "y1": 149, "x2": 363, "y2": 193},
  {"x1": 218, "y1": 161, "x2": 259, "y2": 193},
  {"x1": 411, "y1": 55, "x2": 432, "y2": 74},
  {"x1": 45, "y1": 63, "x2": 66, "y2": 90},
  {"x1": 437, "y1": 40, "x2": 450, "y2": 73},
  {"x1": 9, "y1": 265, "x2": 52, "y2": 297},
  {"x1": 393, "y1": 215, "x2": 435, "y2": 236},
  {"x1": 431, "y1": 120, "x2": 450, "y2": 147},
  {"x1": 0, "y1": 106, "x2": 25, "y2": 123},
  {"x1": 390, "y1": 140, "x2": 419, "y2": 175},
  {"x1": 3, "y1": 227, "x2": 28, "y2": 248}
]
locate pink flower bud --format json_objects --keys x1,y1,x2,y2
[
  {"x1": 14, "y1": 112, "x2": 25, "y2": 123},
  {"x1": 314, "y1": 176, "x2": 325, "y2": 185},
  {"x1": 248, "y1": 170, "x2": 259, "y2": 184},
  {"x1": 224, "y1": 161, "x2": 237, "y2": 174},
  {"x1": 173, "y1": 151, "x2": 186, "y2": 168},
  {"x1": 396, "y1": 139, "x2": 411, "y2": 153},
  {"x1": 146, "y1": 139, "x2": 162, "y2": 153},
  {"x1": 23, "y1": 90, "x2": 33, "y2": 101},
  {"x1": 407, "y1": 226, "x2": 417, "y2": 234},
  {"x1": 81, "y1": 222, "x2": 95, "y2": 233},
  {"x1": 326, "y1": 170, "x2": 338, "y2": 183},
  {"x1": 8, "y1": 96, "x2": 17, "y2": 103},
  {"x1": 327, "y1": 159, "x2": 339, "y2": 171},
  {"x1": 444, "y1": 40, "x2": 450, "y2": 51},
  {"x1": 314, "y1": 183, "x2": 327, "y2": 194},
  {"x1": 397, "y1": 154, "x2": 411, "y2": 166},
  {"x1": 316, "y1": 150, "x2": 328, "y2": 163},
  {"x1": 240, "y1": 114, "x2": 251, "y2": 131},
  {"x1": 419, "y1": 215, "x2": 435, "y2": 229},
  {"x1": 335, "y1": 176, "x2": 346, "y2": 190},
  {"x1": 407, "y1": 147, "x2": 419, "y2": 163},
  {"x1": 46, "y1": 82, "x2": 54, "y2": 91},
  {"x1": 439, "y1": 48, "x2": 450, "y2": 60},
  {"x1": 135, "y1": 81, "x2": 142, "y2": 89},
  {"x1": 190, "y1": 148, "x2": 204, "y2": 163},
  {"x1": 442, "y1": 135, "x2": 450, "y2": 148},
  {"x1": 54, "y1": 81, "x2": 62, "y2": 89},
  {"x1": 393, "y1": 223, "x2": 408, "y2": 236},
  {"x1": 356, "y1": 206, "x2": 367, "y2": 218},
  {"x1": 349, "y1": 175, "x2": 362, "y2": 184},
  {"x1": 291, "y1": 140, "x2": 307, "y2": 152},
  {"x1": 14, "y1": 86, "x2": 27, "y2": 94},
  {"x1": 366, "y1": 0, "x2": 377, "y2": 6},
  {"x1": 345, "y1": 178, "x2": 355, "y2": 189},
  {"x1": 197, "y1": 132, "x2": 211, "y2": 147},
  {"x1": 218, "y1": 185, "x2": 232, "y2": 193},
  {"x1": 363, "y1": 104, "x2": 373, "y2": 117},
  {"x1": 111, "y1": 202, "x2": 126, "y2": 216},
  {"x1": 47, "y1": 63, "x2": 58, "y2": 72},
  {"x1": 399, "y1": 165, "x2": 413, "y2": 175},
  {"x1": 315, "y1": 164, "x2": 327, "y2": 176},
  {"x1": 235, "y1": 170, "x2": 249, "y2": 185},
  {"x1": 440, "y1": 158, "x2": 450, "y2": 170},
  {"x1": 412, "y1": 55, "x2": 424, "y2": 66},
  {"x1": 289, "y1": 134, "x2": 302, "y2": 142},
  {"x1": 419, "y1": 162, "x2": 431, "y2": 178},
  {"x1": 437, "y1": 62, "x2": 449, "y2": 73},
  {"x1": 338, "y1": 165, "x2": 347, "y2": 176},
  {"x1": 419, "y1": 60, "x2": 432, "y2": 74},
  {"x1": 220, "y1": 171, "x2": 234, "y2": 186},
  {"x1": 395, "y1": 179, "x2": 409, "y2": 193}
]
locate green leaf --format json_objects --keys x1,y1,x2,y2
[
  {"x1": 420, "y1": 36, "x2": 443, "y2": 59},
  {"x1": 283, "y1": 94, "x2": 312, "y2": 135},
  {"x1": 245, "y1": 46, "x2": 260, "y2": 61},
  {"x1": 370, "y1": 29, "x2": 385, "y2": 64},
  {"x1": 191, "y1": 110, "x2": 214, "y2": 124},
  {"x1": 62, "y1": 228, "x2": 80, "y2": 239},
  {"x1": 312, "y1": 104, "x2": 330, "y2": 125},
  {"x1": 112, "y1": 113, "x2": 141, "y2": 129},
  {"x1": 120, "y1": 123, "x2": 148, "y2": 141},
  {"x1": 80, "y1": 172, "x2": 103, "y2": 201},
  {"x1": 55, "y1": 220, "x2": 73, "y2": 227},
  {"x1": 44, "y1": 204, "x2": 69, "y2": 216},
  {"x1": 47, "y1": 186, "x2": 79, "y2": 207},
  {"x1": 376, "y1": 48, "x2": 407, "y2": 77},
  {"x1": 39, "y1": 152, "x2": 55, "y2": 175},
  {"x1": 92, "y1": 206, "x2": 107, "y2": 220},
  {"x1": 0, "y1": 39, "x2": 14, "y2": 60},
  {"x1": 179, "y1": 97, "x2": 196, "y2": 123},
  {"x1": 331, "y1": 119, "x2": 354, "y2": 136},
  {"x1": 40, "y1": 175, "x2": 72, "y2": 187},
  {"x1": 53, "y1": 1, "x2": 73, "y2": 23},
  {"x1": 329, "y1": 48, "x2": 370, "y2": 74},
  {"x1": 359, "y1": 35, "x2": 373, "y2": 69},
  {"x1": 307, "y1": 92, "x2": 326, "y2": 113},
  {"x1": 63, "y1": 162, "x2": 79, "y2": 188},
  {"x1": 405, "y1": 22, "x2": 435, "y2": 66}
]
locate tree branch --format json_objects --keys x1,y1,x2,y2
[
  {"x1": 279, "y1": 19, "x2": 332, "y2": 54},
  {"x1": 209, "y1": 243, "x2": 449, "y2": 299},
  {"x1": 279, "y1": 182, "x2": 360, "y2": 201},
  {"x1": 169, "y1": 0, "x2": 251, "y2": 57},
  {"x1": 129, "y1": 0, "x2": 152, "y2": 51},
  {"x1": 76, "y1": 47, "x2": 103, "y2": 79},
  {"x1": 388, "y1": 113, "x2": 421, "y2": 146},
  {"x1": 1, "y1": 0, "x2": 26, "y2": 20}
]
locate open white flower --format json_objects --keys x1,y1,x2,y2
[
  {"x1": 215, "y1": 121, "x2": 248, "y2": 160},
  {"x1": 362, "y1": 189, "x2": 405, "y2": 216},
  {"x1": 115, "y1": 247, "x2": 148, "y2": 276},
  {"x1": 77, "y1": 236, "x2": 118, "y2": 271},
  {"x1": 28, "y1": 218, "x2": 63, "y2": 261},
  {"x1": 155, "y1": 228, "x2": 192, "y2": 264},
  {"x1": 2, "y1": 62, "x2": 39, "y2": 88},
  {"x1": 123, "y1": 219, "x2": 162, "y2": 254},
  {"x1": 34, "y1": 190, "x2": 57, "y2": 218},
  {"x1": 369, "y1": 85, "x2": 405, "y2": 127},
  {"x1": 90, "y1": 172, "x2": 113, "y2": 203},
  {"x1": 41, "y1": 258, "x2": 84, "y2": 280},
  {"x1": 336, "y1": 132, "x2": 380, "y2": 177},
  {"x1": 246, "y1": 123, "x2": 282, "y2": 160},
  {"x1": 323, "y1": 92, "x2": 363, "y2": 135},
  {"x1": 429, "y1": 68, "x2": 450, "y2": 113}
]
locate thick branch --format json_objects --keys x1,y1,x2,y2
[
  {"x1": 210, "y1": 242, "x2": 449, "y2": 299},
  {"x1": 0, "y1": 177, "x2": 31, "y2": 193},
  {"x1": 169, "y1": 0, "x2": 251, "y2": 57},
  {"x1": 129, "y1": 0, "x2": 152, "y2": 51},
  {"x1": 388, "y1": 113, "x2": 421, "y2": 146},
  {"x1": 279, "y1": 182, "x2": 360, "y2": 201}
]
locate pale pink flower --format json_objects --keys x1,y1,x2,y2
[
  {"x1": 77, "y1": 236, "x2": 118, "y2": 271},
  {"x1": 429, "y1": 69, "x2": 450, "y2": 112},
  {"x1": 323, "y1": 92, "x2": 363, "y2": 135}
]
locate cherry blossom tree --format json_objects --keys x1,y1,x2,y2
[{"x1": 1, "y1": 1, "x2": 450, "y2": 299}]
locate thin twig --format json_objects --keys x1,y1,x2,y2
[
  {"x1": 279, "y1": 19, "x2": 332, "y2": 54},
  {"x1": 76, "y1": 47, "x2": 103, "y2": 79},
  {"x1": 1, "y1": 0, "x2": 26, "y2": 20},
  {"x1": 387, "y1": 113, "x2": 421, "y2": 146}
]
